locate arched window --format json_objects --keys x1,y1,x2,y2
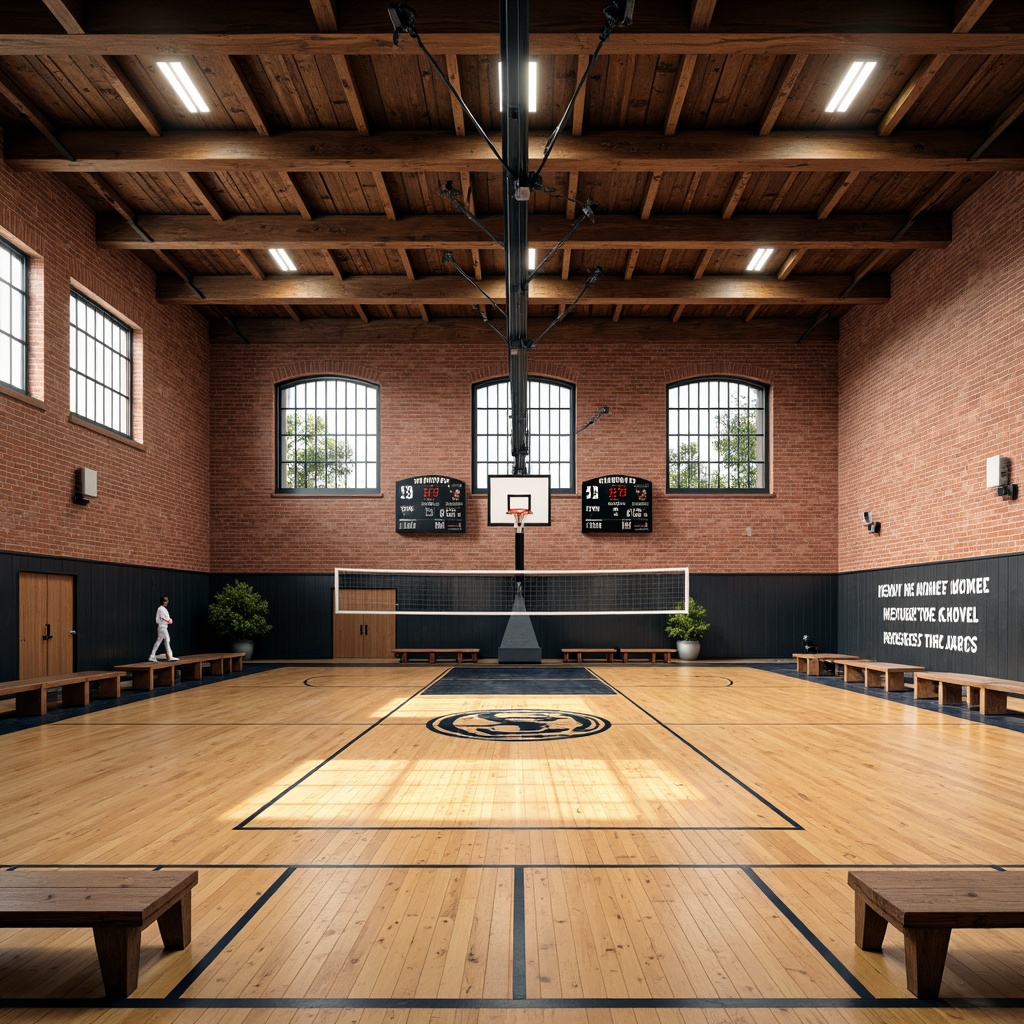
[
  {"x1": 277, "y1": 376, "x2": 379, "y2": 493},
  {"x1": 667, "y1": 377, "x2": 767, "y2": 492},
  {"x1": 473, "y1": 376, "x2": 575, "y2": 492}
]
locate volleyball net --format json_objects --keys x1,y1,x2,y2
[{"x1": 333, "y1": 567, "x2": 689, "y2": 616}]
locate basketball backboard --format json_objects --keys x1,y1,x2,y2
[{"x1": 487, "y1": 474, "x2": 551, "y2": 526}]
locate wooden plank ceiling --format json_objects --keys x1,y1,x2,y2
[{"x1": 1, "y1": 0, "x2": 1023, "y2": 343}]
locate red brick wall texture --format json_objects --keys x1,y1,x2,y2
[
  {"x1": 0, "y1": 133, "x2": 212, "y2": 571},
  {"x1": 208, "y1": 338, "x2": 839, "y2": 575},
  {"x1": 838, "y1": 172, "x2": 1024, "y2": 573}
]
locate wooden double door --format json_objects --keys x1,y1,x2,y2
[
  {"x1": 332, "y1": 588, "x2": 396, "y2": 659},
  {"x1": 19, "y1": 572, "x2": 75, "y2": 678}
]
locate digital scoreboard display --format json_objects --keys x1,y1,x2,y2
[
  {"x1": 395, "y1": 476, "x2": 466, "y2": 533},
  {"x1": 582, "y1": 475, "x2": 652, "y2": 532}
]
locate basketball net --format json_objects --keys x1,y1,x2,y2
[{"x1": 507, "y1": 507, "x2": 532, "y2": 534}]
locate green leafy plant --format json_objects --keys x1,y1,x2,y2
[
  {"x1": 208, "y1": 580, "x2": 272, "y2": 641},
  {"x1": 664, "y1": 597, "x2": 710, "y2": 642}
]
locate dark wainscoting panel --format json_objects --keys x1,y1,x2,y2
[
  {"x1": 0, "y1": 551, "x2": 210, "y2": 681},
  {"x1": 838, "y1": 553, "x2": 1024, "y2": 679},
  {"x1": 214, "y1": 571, "x2": 837, "y2": 662}
]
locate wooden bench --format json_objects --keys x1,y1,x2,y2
[
  {"x1": 848, "y1": 869, "x2": 1024, "y2": 997},
  {"x1": 0, "y1": 869, "x2": 198, "y2": 998},
  {"x1": 0, "y1": 670, "x2": 123, "y2": 716},
  {"x1": 116, "y1": 653, "x2": 244, "y2": 691},
  {"x1": 562, "y1": 648, "x2": 617, "y2": 663},
  {"x1": 619, "y1": 648, "x2": 676, "y2": 663},
  {"x1": 843, "y1": 661, "x2": 925, "y2": 693},
  {"x1": 393, "y1": 648, "x2": 480, "y2": 664},
  {"x1": 793, "y1": 653, "x2": 862, "y2": 676},
  {"x1": 914, "y1": 669, "x2": 1024, "y2": 715}
]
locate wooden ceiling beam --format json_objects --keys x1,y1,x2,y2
[
  {"x1": 572, "y1": 55, "x2": 589, "y2": 137},
  {"x1": 6, "y1": 31, "x2": 1024, "y2": 58},
  {"x1": 283, "y1": 172, "x2": 314, "y2": 220},
  {"x1": 333, "y1": 54, "x2": 370, "y2": 136},
  {"x1": 954, "y1": 0, "x2": 996, "y2": 33},
  {"x1": 96, "y1": 211, "x2": 952, "y2": 250},
  {"x1": 663, "y1": 55, "x2": 697, "y2": 136},
  {"x1": 308, "y1": 0, "x2": 338, "y2": 32},
  {"x1": 40, "y1": 0, "x2": 84, "y2": 33},
  {"x1": 208, "y1": 314, "x2": 840, "y2": 344},
  {"x1": 818, "y1": 171, "x2": 859, "y2": 218},
  {"x1": 12, "y1": 129, "x2": 1021, "y2": 173},
  {"x1": 235, "y1": 249, "x2": 266, "y2": 280},
  {"x1": 180, "y1": 173, "x2": 225, "y2": 219},
  {"x1": 970, "y1": 91, "x2": 1024, "y2": 159},
  {"x1": 97, "y1": 56, "x2": 162, "y2": 136},
  {"x1": 446, "y1": 55, "x2": 465, "y2": 137},
  {"x1": 155, "y1": 272, "x2": 889, "y2": 306},
  {"x1": 690, "y1": 1, "x2": 718, "y2": 31},
  {"x1": 223, "y1": 55, "x2": 271, "y2": 136},
  {"x1": 759, "y1": 54, "x2": 808, "y2": 136},
  {"x1": 0, "y1": 69, "x2": 74, "y2": 160}
]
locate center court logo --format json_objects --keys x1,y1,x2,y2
[{"x1": 426, "y1": 708, "x2": 611, "y2": 741}]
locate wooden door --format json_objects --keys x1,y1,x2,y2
[
  {"x1": 19, "y1": 572, "x2": 75, "y2": 677},
  {"x1": 332, "y1": 589, "x2": 396, "y2": 659},
  {"x1": 362, "y1": 589, "x2": 397, "y2": 659}
]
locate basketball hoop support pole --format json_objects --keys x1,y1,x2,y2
[{"x1": 515, "y1": 527, "x2": 524, "y2": 572}]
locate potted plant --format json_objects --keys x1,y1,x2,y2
[
  {"x1": 665, "y1": 597, "x2": 710, "y2": 661},
  {"x1": 208, "y1": 579, "x2": 271, "y2": 660}
]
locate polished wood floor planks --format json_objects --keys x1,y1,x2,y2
[{"x1": 2, "y1": 663, "x2": 1024, "y2": 1022}]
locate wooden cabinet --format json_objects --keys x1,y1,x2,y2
[{"x1": 332, "y1": 588, "x2": 396, "y2": 659}]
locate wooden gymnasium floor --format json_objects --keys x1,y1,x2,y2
[{"x1": 3, "y1": 661, "x2": 1024, "y2": 1024}]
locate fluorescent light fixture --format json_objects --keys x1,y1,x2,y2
[
  {"x1": 268, "y1": 248, "x2": 297, "y2": 272},
  {"x1": 825, "y1": 60, "x2": 877, "y2": 114},
  {"x1": 528, "y1": 248, "x2": 536, "y2": 270},
  {"x1": 746, "y1": 248, "x2": 773, "y2": 272},
  {"x1": 156, "y1": 61, "x2": 210, "y2": 114},
  {"x1": 498, "y1": 60, "x2": 538, "y2": 112}
]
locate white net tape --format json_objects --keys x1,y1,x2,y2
[{"x1": 334, "y1": 567, "x2": 689, "y2": 616}]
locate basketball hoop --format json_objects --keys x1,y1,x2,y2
[{"x1": 507, "y1": 508, "x2": 532, "y2": 533}]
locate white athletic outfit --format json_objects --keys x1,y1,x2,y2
[{"x1": 150, "y1": 604, "x2": 175, "y2": 660}]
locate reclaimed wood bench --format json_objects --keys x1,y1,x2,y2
[
  {"x1": 848, "y1": 868, "x2": 1024, "y2": 997},
  {"x1": 619, "y1": 648, "x2": 676, "y2": 663},
  {"x1": 0, "y1": 670, "x2": 122, "y2": 716},
  {"x1": 843, "y1": 661, "x2": 926, "y2": 693},
  {"x1": 793, "y1": 653, "x2": 862, "y2": 675},
  {"x1": 116, "y1": 653, "x2": 244, "y2": 691},
  {"x1": 561, "y1": 648, "x2": 617, "y2": 663},
  {"x1": 914, "y1": 670, "x2": 1024, "y2": 715},
  {"x1": 393, "y1": 648, "x2": 480, "y2": 664},
  {"x1": 0, "y1": 868, "x2": 198, "y2": 998}
]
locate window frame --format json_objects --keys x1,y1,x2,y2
[
  {"x1": 276, "y1": 375, "x2": 380, "y2": 495},
  {"x1": 0, "y1": 237, "x2": 29, "y2": 394},
  {"x1": 666, "y1": 376, "x2": 769, "y2": 494},
  {"x1": 69, "y1": 290, "x2": 133, "y2": 438},
  {"x1": 471, "y1": 375, "x2": 576, "y2": 493}
]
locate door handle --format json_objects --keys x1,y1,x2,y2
[
  {"x1": 69, "y1": 630, "x2": 77, "y2": 636},
  {"x1": 43, "y1": 623, "x2": 53, "y2": 641}
]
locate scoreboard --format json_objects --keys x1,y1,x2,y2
[
  {"x1": 582, "y1": 475, "x2": 652, "y2": 532},
  {"x1": 395, "y1": 476, "x2": 466, "y2": 533}
]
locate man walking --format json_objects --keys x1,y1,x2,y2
[{"x1": 149, "y1": 596, "x2": 180, "y2": 662}]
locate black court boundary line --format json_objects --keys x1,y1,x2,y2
[
  {"x1": 2, "y1": 863, "x2": 1022, "y2": 1010},
  {"x1": 234, "y1": 677, "x2": 439, "y2": 829},
  {"x1": 239, "y1": 667, "x2": 801, "y2": 833},
  {"x1": 594, "y1": 671, "x2": 804, "y2": 830}
]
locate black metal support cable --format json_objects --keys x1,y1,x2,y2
[
  {"x1": 442, "y1": 251, "x2": 508, "y2": 321},
  {"x1": 527, "y1": 266, "x2": 602, "y2": 348},
  {"x1": 438, "y1": 181, "x2": 503, "y2": 245},
  {"x1": 525, "y1": 203, "x2": 595, "y2": 285}
]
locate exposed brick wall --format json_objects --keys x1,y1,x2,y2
[
  {"x1": 838, "y1": 173, "x2": 1024, "y2": 572},
  {"x1": 210, "y1": 335, "x2": 839, "y2": 574},
  {"x1": 0, "y1": 132, "x2": 212, "y2": 571}
]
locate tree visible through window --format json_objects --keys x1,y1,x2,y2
[
  {"x1": 667, "y1": 378, "x2": 767, "y2": 491},
  {"x1": 278, "y1": 376, "x2": 378, "y2": 493}
]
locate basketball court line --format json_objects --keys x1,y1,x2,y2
[{"x1": 5, "y1": 861, "x2": 1024, "y2": 1009}]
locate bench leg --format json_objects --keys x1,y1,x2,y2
[
  {"x1": 903, "y1": 926, "x2": 951, "y2": 998},
  {"x1": 181, "y1": 662, "x2": 202, "y2": 681},
  {"x1": 863, "y1": 671, "x2": 883, "y2": 689},
  {"x1": 853, "y1": 893, "x2": 889, "y2": 950},
  {"x1": 884, "y1": 670, "x2": 906, "y2": 693},
  {"x1": 979, "y1": 688, "x2": 1007, "y2": 715},
  {"x1": 156, "y1": 893, "x2": 193, "y2": 950},
  {"x1": 845, "y1": 665, "x2": 866, "y2": 684},
  {"x1": 61, "y1": 681, "x2": 90, "y2": 707},
  {"x1": 939, "y1": 681, "x2": 963, "y2": 706},
  {"x1": 92, "y1": 924, "x2": 142, "y2": 998},
  {"x1": 914, "y1": 678, "x2": 937, "y2": 700},
  {"x1": 96, "y1": 676, "x2": 121, "y2": 699},
  {"x1": 15, "y1": 689, "x2": 46, "y2": 715},
  {"x1": 207, "y1": 658, "x2": 225, "y2": 674}
]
